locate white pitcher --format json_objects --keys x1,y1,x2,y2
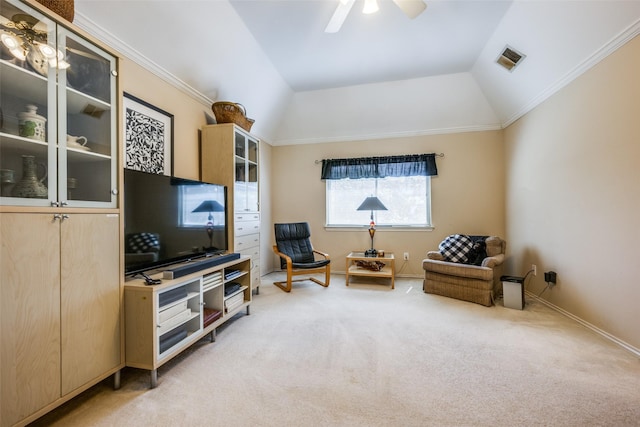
[{"x1": 67, "y1": 135, "x2": 87, "y2": 147}]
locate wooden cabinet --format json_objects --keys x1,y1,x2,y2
[
  {"x1": 0, "y1": 214, "x2": 60, "y2": 427},
  {"x1": 60, "y1": 214, "x2": 121, "y2": 395},
  {"x1": 0, "y1": 0, "x2": 118, "y2": 208},
  {"x1": 0, "y1": 213, "x2": 122, "y2": 427},
  {"x1": 0, "y1": 1, "x2": 122, "y2": 425},
  {"x1": 201, "y1": 124, "x2": 261, "y2": 292},
  {"x1": 124, "y1": 256, "x2": 252, "y2": 387}
]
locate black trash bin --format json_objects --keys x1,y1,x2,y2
[{"x1": 500, "y1": 275, "x2": 525, "y2": 310}]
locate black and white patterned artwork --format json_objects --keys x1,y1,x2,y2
[{"x1": 124, "y1": 93, "x2": 173, "y2": 175}]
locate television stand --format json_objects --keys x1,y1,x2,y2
[{"x1": 124, "y1": 255, "x2": 251, "y2": 388}]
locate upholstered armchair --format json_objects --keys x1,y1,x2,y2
[{"x1": 422, "y1": 235, "x2": 506, "y2": 306}]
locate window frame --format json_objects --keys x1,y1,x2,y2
[
  {"x1": 324, "y1": 175, "x2": 433, "y2": 230},
  {"x1": 178, "y1": 185, "x2": 226, "y2": 229}
]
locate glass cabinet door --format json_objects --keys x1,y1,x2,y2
[
  {"x1": 233, "y1": 128, "x2": 259, "y2": 213},
  {"x1": 246, "y1": 138, "x2": 258, "y2": 212},
  {"x1": 0, "y1": 0, "x2": 56, "y2": 205},
  {"x1": 58, "y1": 27, "x2": 117, "y2": 208},
  {"x1": 0, "y1": 0, "x2": 117, "y2": 208},
  {"x1": 234, "y1": 131, "x2": 247, "y2": 211}
]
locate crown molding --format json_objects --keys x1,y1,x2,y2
[
  {"x1": 73, "y1": 12, "x2": 214, "y2": 108},
  {"x1": 272, "y1": 124, "x2": 502, "y2": 146},
  {"x1": 502, "y1": 18, "x2": 640, "y2": 128}
]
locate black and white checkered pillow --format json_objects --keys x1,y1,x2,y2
[
  {"x1": 439, "y1": 234, "x2": 473, "y2": 263},
  {"x1": 127, "y1": 233, "x2": 160, "y2": 253}
]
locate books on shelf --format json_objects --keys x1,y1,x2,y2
[
  {"x1": 158, "y1": 300, "x2": 188, "y2": 324},
  {"x1": 159, "y1": 326, "x2": 188, "y2": 354},
  {"x1": 203, "y1": 308, "x2": 222, "y2": 327},
  {"x1": 158, "y1": 286, "x2": 188, "y2": 307},
  {"x1": 224, "y1": 269, "x2": 242, "y2": 280},
  {"x1": 158, "y1": 308, "x2": 192, "y2": 335},
  {"x1": 203, "y1": 271, "x2": 223, "y2": 290},
  {"x1": 224, "y1": 292, "x2": 244, "y2": 313},
  {"x1": 224, "y1": 282, "x2": 242, "y2": 296}
]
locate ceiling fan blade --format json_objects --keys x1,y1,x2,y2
[
  {"x1": 325, "y1": 0, "x2": 355, "y2": 33},
  {"x1": 392, "y1": 0, "x2": 427, "y2": 19}
]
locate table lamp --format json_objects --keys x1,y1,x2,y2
[
  {"x1": 357, "y1": 195, "x2": 387, "y2": 257},
  {"x1": 192, "y1": 200, "x2": 225, "y2": 249}
]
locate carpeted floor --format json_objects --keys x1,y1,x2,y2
[{"x1": 31, "y1": 273, "x2": 640, "y2": 426}]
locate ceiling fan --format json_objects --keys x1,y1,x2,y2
[{"x1": 325, "y1": 0, "x2": 427, "y2": 33}]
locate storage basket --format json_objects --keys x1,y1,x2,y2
[
  {"x1": 211, "y1": 102, "x2": 255, "y2": 132},
  {"x1": 36, "y1": 0, "x2": 75, "y2": 22}
]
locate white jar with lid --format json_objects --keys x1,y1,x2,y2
[{"x1": 18, "y1": 104, "x2": 47, "y2": 141}]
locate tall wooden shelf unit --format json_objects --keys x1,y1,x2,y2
[
  {"x1": 201, "y1": 124, "x2": 261, "y2": 293},
  {"x1": 0, "y1": 1, "x2": 123, "y2": 426}
]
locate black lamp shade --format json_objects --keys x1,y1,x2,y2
[
  {"x1": 192, "y1": 200, "x2": 225, "y2": 213},
  {"x1": 357, "y1": 196, "x2": 387, "y2": 211}
]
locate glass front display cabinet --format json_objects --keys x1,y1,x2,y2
[
  {"x1": 0, "y1": 0, "x2": 118, "y2": 208},
  {"x1": 234, "y1": 129, "x2": 258, "y2": 212}
]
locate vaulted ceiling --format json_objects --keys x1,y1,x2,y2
[{"x1": 74, "y1": 1, "x2": 640, "y2": 145}]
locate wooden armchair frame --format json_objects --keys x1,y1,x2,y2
[{"x1": 272, "y1": 245, "x2": 331, "y2": 292}]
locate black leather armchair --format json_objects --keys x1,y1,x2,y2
[{"x1": 272, "y1": 222, "x2": 331, "y2": 292}]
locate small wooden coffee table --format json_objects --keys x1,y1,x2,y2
[{"x1": 345, "y1": 252, "x2": 395, "y2": 289}]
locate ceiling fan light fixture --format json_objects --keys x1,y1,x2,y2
[
  {"x1": 363, "y1": 0, "x2": 379, "y2": 14},
  {"x1": 55, "y1": 59, "x2": 70, "y2": 69},
  {"x1": 36, "y1": 42, "x2": 57, "y2": 59},
  {"x1": 1, "y1": 32, "x2": 19, "y2": 49},
  {"x1": 1, "y1": 33, "x2": 26, "y2": 60},
  {"x1": 391, "y1": 0, "x2": 427, "y2": 19}
]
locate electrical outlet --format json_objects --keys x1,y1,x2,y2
[
  {"x1": 403, "y1": 252, "x2": 409, "y2": 260},
  {"x1": 544, "y1": 271, "x2": 557, "y2": 285},
  {"x1": 532, "y1": 264, "x2": 537, "y2": 276}
]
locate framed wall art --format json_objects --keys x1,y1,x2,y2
[{"x1": 123, "y1": 92, "x2": 174, "y2": 176}]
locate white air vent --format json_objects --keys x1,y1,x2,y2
[{"x1": 496, "y1": 45, "x2": 526, "y2": 72}]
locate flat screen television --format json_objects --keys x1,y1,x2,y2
[{"x1": 124, "y1": 169, "x2": 228, "y2": 276}]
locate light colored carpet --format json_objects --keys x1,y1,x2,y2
[{"x1": 32, "y1": 273, "x2": 640, "y2": 426}]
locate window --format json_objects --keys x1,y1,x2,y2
[
  {"x1": 179, "y1": 184, "x2": 226, "y2": 228},
  {"x1": 326, "y1": 176, "x2": 431, "y2": 227},
  {"x1": 322, "y1": 154, "x2": 438, "y2": 228}
]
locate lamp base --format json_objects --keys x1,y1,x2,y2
[{"x1": 364, "y1": 248, "x2": 378, "y2": 257}]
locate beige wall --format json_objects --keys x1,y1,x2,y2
[
  {"x1": 258, "y1": 140, "x2": 272, "y2": 277},
  {"x1": 504, "y1": 35, "x2": 640, "y2": 349},
  {"x1": 270, "y1": 131, "x2": 506, "y2": 275},
  {"x1": 122, "y1": 58, "x2": 275, "y2": 277},
  {"x1": 121, "y1": 59, "x2": 210, "y2": 181}
]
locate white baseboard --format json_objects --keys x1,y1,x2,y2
[{"x1": 525, "y1": 291, "x2": 640, "y2": 358}]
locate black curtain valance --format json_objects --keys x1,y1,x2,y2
[{"x1": 321, "y1": 154, "x2": 438, "y2": 180}]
